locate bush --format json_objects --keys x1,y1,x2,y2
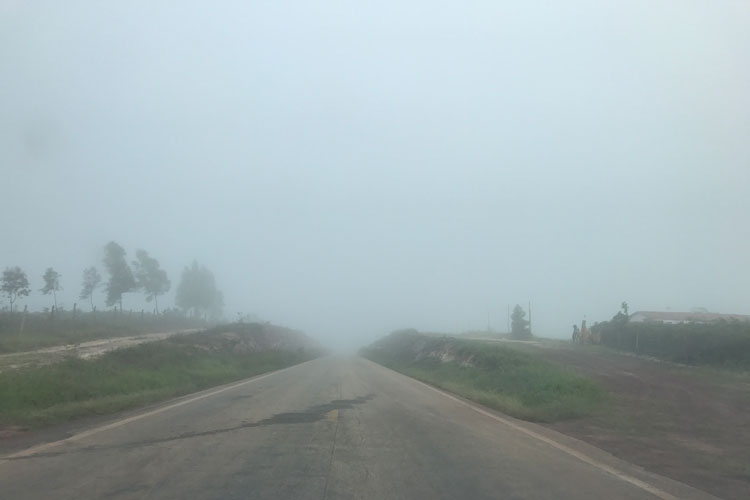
[{"x1": 593, "y1": 319, "x2": 750, "y2": 367}]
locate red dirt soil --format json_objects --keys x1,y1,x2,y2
[{"x1": 532, "y1": 344, "x2": 750, "y2": 500}]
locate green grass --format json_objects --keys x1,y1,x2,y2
[
  {"x1": 595, "y1": 319, "x2": 750, "y2": 368},
  {"x1": 0, "y1": 311, "x2": 207, "y2": 353},
  {"x1": 362, "y1": 332, "x2": 605, "y2": 422},
  {"x1": 0, "y1": 331, "x2": 318, "y2": 427},
  {"x1": 0, "y1": 327, "x2": 143, "y2": 353}
]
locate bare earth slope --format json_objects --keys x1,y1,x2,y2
[
  {"x1": 0, "y1": 329, "x2": 200, "y2": 372},
  {"x1": 529, "y1": 344, "x2": 750, "y2": 500}
]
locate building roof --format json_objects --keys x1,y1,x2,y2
[{"x1": 630, "y1": 311, "x2": 750, "y2": 323}]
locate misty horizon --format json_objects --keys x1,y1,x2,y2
[{"x1": 3, "y1": 1, "x2": 749, "y2": 351}]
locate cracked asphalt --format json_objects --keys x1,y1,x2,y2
[{"x1": 0, "y1": 357, "x2": 718, "y2": 499}]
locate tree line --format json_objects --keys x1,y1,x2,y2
[{"x1": 1, "y1": 241, "x2": 224, "y2": 320}]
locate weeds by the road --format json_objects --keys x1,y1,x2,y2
[
  {"x1": 362, "y1": 331, "x2": 605, "y2": 422},
  {"x1": 0, "y1": 329, "x2": 319, "y2": 427}
]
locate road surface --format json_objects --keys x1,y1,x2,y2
[{"x1": 0, "y1": 357, "x2": 717, "y2": 499}]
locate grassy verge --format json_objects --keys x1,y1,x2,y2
[
  {"x1": 0, "y1": 327, "x2": 150, "y2": 354},
  {"x1": 0, "y1": 330, "x2": 319, "y2": 428},
  {"x1": 0, "y1": 311, "x2": 208, "y2": 353},
  {"x1": 361, "y1": 331, "x2": 605, "y2": 422}
]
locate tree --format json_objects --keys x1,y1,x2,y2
[
  {"x1": 40, "y1": 267, "x2": 62, "y2": 309},
  {"x1": 132, "y1": 249, "x2": 170, "y2": 314},
  {"x1": 612, "y1": 301, "x2": 630, "y2": 327},
  {"x1": 102, "y1": 241, "x2": 136, "y2": 311},
  {"x1": 80, "y1": 266, "x2": 102, "y2": 311},
  {"x1": 175, "y1": 261, "x2": 223, "y2": 320},
  {"x1": 510, "y1": 304, "x2": 531, "y2": 340},
  {"x1": 1, "y1": 266, "x2": 31, "y2": 312}
]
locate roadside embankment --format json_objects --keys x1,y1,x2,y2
[
  {"x1": 360, "y1": 330, "x2": 604, "y2": 422},
  {"x1": 0, "y1": 323, "x2": 322, "y2": 429},
  {"x1": 0, "y1": 310, "x2": 208, "y2": 354},
  {"x1": 524, "y1": 342, "x2": 750, "y2": 500},
  {"x1": 0, "y1": 329, "x2": 201, "y2": 373}
]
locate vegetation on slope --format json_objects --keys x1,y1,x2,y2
[
  {"x1": 0, "y1": 310, "x2": 207, "y2": 354},
  {"x1": 593, "y1": 310, "x2": 750, "y2": 368},
  {"x1": 0, "y1": 324, "x2": 320, "y2": 427},
  {"x1": 361, "y1": 330, "x2": 605, "y2": 422}
]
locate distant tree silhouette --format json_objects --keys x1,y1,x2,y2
[
  {"x1": 133, "y1": 249, "x2": 170, "y2": 314},
  {"x1": 510, "y1": 304, "x2": 531, "y2": 340},
  {"x1": 176, "y1": 261, "x2": 223, "y2": 320},
  {"x1": 102, "y1": 241, "x2": 136, "y2": 311},
  {"x1": 40, "y1": 267, "x2": 62, "y2": 310},
  {"x1": 2, "y1": 266, "x2": 31, "y2": 312},
  {"x1": 80, "y1": 266, "x2": 102, "y2": 311}
]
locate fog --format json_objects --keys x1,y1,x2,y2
[{"x1": 2, "y1": 1, "x2": 749, "y2": 351}]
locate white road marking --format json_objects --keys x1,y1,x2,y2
[
  {"x1": 0, "y1": 362, "x2": 306, "y2": 462},
  {"x1": 1, "y1": 356, "x2": 711, "y2": 500},
  {"x1": 363, "y1": 359, "x2": 685, "y2": 500}
]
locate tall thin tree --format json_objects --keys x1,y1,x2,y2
[
  {"x1": 102, "y1": 241, "x2": 136, "y2": 312},
  {"x1": 1, "y1": 266, "x2": 30, "y2": 313},
  {"x1": 80, "y1": 266, "x2": 102, "y2": 311},
  {"x1": 132, "y1": 249, "x2": 170, "y2": 314},
  {"x1": 40, "y1": 267, "x2": 62, "y2": 310}
]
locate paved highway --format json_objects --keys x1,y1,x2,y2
[{"x1": 0, "y1": 357, "x2": 717, "y2": 499}]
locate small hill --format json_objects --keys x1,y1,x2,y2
[{"x1": 197, "y1": 323, "x2": 323, "y2": 354}]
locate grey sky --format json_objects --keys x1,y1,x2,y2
[{"x1": 2, "y1": 1, "x2": 749, "y2": 349}]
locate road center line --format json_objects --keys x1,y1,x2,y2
[
  {"x1": 0, "y1": 362, "x2": 307, "y2": 463},
  {"x1": 363, "y1": 359, "x2": 683, "y2": 500}
]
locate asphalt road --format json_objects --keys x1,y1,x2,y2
[{"x1": 0, "y1": 357, "x2": 718, "y2": 499}]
